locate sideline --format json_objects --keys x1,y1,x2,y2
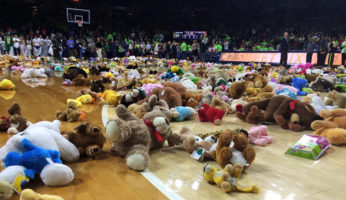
[{"x1": 101, "y1": 105, "x2": 184, "y2": 200}]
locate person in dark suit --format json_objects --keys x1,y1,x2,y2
[
  {"x1": 317, "y1": 35, "x2": 328, "y2": 66},
  {"x1": 280, "y1": 32, "x2": 289, "y2": 67}
]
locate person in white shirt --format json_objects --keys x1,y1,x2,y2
[
  {"x1": 13, "y1": 35, "x2": 20, "y2": 56},
  {"x1": 0, "y1": 37, "x2": 4, "y2": 55},
  {"x1": 19, "y1": 36, "x2": 26, "y2": 56},
  {"x1": 41, "y1": 36, "x2": 52, "y2": 56},
  {"x1": 25, "y1": 36, "x2": 32, "y2": 57},
  {"x1": 33, "y1": 35, "x2": 42, "y2": 56},
  {"x1": 145, "y1": 42, "x2": 151, "y2": 55}
]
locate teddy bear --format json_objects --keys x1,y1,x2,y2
[
  {"x1": 185, "y1": 98, "x2": 199, "y2": 108},
  {"x1": 206, "y1": 129, "x2": 256, "y2": 171},
  {"x1": 306, "y1": 74, "x2": 320, "y2": 83},
  {"x1": 141, "y1": 83, "x2": 163, "y2": 96},
  {"x1": 243, "y1": 73, "x2": 268, "y2": 88},
  {"x1": 91, "y1": 79, "x2": 105, "y2": 93},
  {"x1": 0, "y1": 116, "x2": 10, "y2": 132},
  {"x1": 229, "y1": 99, "x2": 248, "y2": 114},
  {"x1": 102, "y1": 90, "x2": 122, "y2": 106},
  {"x1": 128, "y1": 95, "x2": 168, "y2": 118},
  {"x1": 248, "y1": 125, "x2": 273, "y2": 146},
  {"x1": 56, "y1": 101, "x2": 82, "y2": 122},
  {"x1": 76, "y1": 88, "x2": 100, "y2": 102},
  {"x1": 204, "y1": 164, "x2": 258, "y2": 193},
  {"x1": 0, "y1": 119, "x2": 79, "y2": 200},
  {"x1": 21, "y1": 68, "x2": 48, "y2": 79},
  {"x1": 117, "y1": 71, "x2": 133, "y2": 89},
  {"x1": 311, "y1": 109, "x2": 346, "y2": 145},
  {"x1": 0, "y1": 79, "x2": 15, "y2": 90},
  {"x1": 5, "y1": 103, "x2": 32, "y2": 134},
  {"x1": 309, "y1": 76, "x2": 335, "y2": 92},
  {"x1": 178, "y1": 127, "x2": 215, "y2": 153},
  {"x1": 236, "y1": 95, "x2": 318, "y2": 131},
  {"x1": 292, "y1": 77, "x2": 308, "y2": 96},
  {"x1": 171, "y1": 106, "x2": 197, "y2": 122},
  {"x1": 105, "y1": 105, "x2": 180, "y2": 171},
  {"x1": 120, "y1": 88, "x2": 146, "y2": 107},
  {"x1": 20, "y1": 189, "x2": 64, "y2": 200},
  {"x1": 209, "y1": 97, "x2": 232, "y2": 114},
  {"x1": 72, "y1": 74, "x2": 91, "y2": 86},
  {"x1": 198, "y1": 93, "x2": 214, "y2": 108},
  {"x1": 301, "y1": 94, "x2": 338, "y2": 115},
  {"x1": 143, "y1": 108, "x2": 181, "y2": 147},
  {"x1": 1, "y1": 139, "x2": 74, "y2": 198},
  {"x1": 161, "y1": 82, "x2": 187, "y2": 99},
  {"x1": 327, "y1": 90, "x2": 346, "y2": 108},
  {"x1": 63, "y1": 67, "x2": 87, "y2": 80},
  {"x1": 67, "y1": 94, "x2": 94, "y2": 107},
  {"x1": 63, "y1": 122, "x2": 106, "y2": 158},
  {"x1": 227, "y1": 81, "x2": 246, "y2": 99},
  {"x1": 198, "y1": 104, "x2": 226, "y2": 125},
  {"x1": 137, "y1": 87, "x2": 182, "y2": 108}
]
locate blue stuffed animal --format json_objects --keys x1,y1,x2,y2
[
  {"x1": 292, "y1": 77, "x2": 308, "y2": 96},
  {"x1": 172, "y1": 106, "x2": 196, "y2": 122},
  {"x1": 275, "y1": 88, "x2": 297, "y2": 99},
  {"x1": 5, "y1": 138, "x2": 62, "y2": 179}
]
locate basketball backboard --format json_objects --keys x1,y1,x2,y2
[{"x1": 66, "y1": 8, "x2": 90, "y2": 25}]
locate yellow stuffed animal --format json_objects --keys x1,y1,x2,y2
[
  {"x1": 20, "y1": 189, "x2": 64, "y2": 200},
  {"x1": 67, "y1": 94, "x2": 94, "y2": 107},
  {"x1": 203, "y1": 164, "x2": 218, "y2": 184},
  {"x1": 0, "y1": 79, "x2": 15, "y2": 90},
  {"x1": 102, "y1": 90, "x2": 122, "y2": 106},
  {"x1": 206, "y1": 164, "x2": 259, "y2": 194}
]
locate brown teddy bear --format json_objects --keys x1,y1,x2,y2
[
  {"x1": 237, "y1": 95, "x2": 317, "y2": 131},
  {"x1": 7, "y1": 102, "x2": 32, "y2": 134},
  {"x1": 56, "y1": 101, "x2": 82, "y2": 122},
  {"x1": 137, "y1": 87, "x2": 182, "y2": 108},
  {"x1": 243, "y1": 73, "x2": 268, "y2": 88},
  {"x1": 178, "y1": 126, "x2": 214, "y2": 153},
  {"x1": 105, "y1": 104, "x2": 180, "y2": 171},
  {"x1": 162, "y1": 82, "x2": 187, "y2": 99},
  {"x1": 209, "y1": 97, "x2": 232, "y2": 114},
  {"x1": 72, "y1": 74, "x2": 91, "y2": 86},
  {"x1": 306, "y1": 74, "x2": 319, "y2": 83},
  {"x1": 327, "y1": 90, "x2": 346, "y2": 108},
  {"x1": 206, "y1": 129, "x2": 256, "y2": 171},
  {"x1": 227, "y1": 81, "x2": 246, "y2": 99},
  {"x1": 183, "y1": 90, "x2": 204, "y2": 107},
  {"x1": 128, "y1": 95, "x2": 169, "y2": 118},
  {"x1": 63, "y1": 122, "x2": 106, "y2": 158},
  {"x1": 76, "y1": 88, "x2": 100, "y2": 101},
  {"x1": 311, "y1": 109, "x2": 346, "y2": 145}
]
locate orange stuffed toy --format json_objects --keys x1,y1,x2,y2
[{"x1": 311, "y1": 109, "x2": 346, "y2": 145}]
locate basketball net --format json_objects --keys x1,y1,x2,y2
[{"x1": 77, "y1": 20, "x2": 83, "y2": 27}]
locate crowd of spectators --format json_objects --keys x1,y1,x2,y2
[{"x1": 0, "y1": 27, "x2": 345, "y2": 63}]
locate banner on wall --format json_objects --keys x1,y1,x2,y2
[{"x1": 220, "y1": 52, "x2": 342, "y2": 65}]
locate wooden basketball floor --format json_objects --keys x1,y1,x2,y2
[{"x1": 1, "y1": 73, "x2": 346, "y2": 200}]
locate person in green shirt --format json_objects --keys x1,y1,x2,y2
[
  {"x1": 181, "y1": 41, "x2": 187, "y2": 59},
  {"x1": 107, "y1": 33, "x2": 113, "y2": 41},
  {"x1": 5, "y1": 34, "x2": 13, "y2": 55},
  {"x1": 216, "y1": 43, "x2": 222, "y2": 52}
]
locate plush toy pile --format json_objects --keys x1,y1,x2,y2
[{"x1": 1, "y1": 54, "x2": 346, "y2": 198}]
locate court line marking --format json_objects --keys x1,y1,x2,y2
[{"x1": 101, "y1": 105, "x2": 185, "y2": 200}]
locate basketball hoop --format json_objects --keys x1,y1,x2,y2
[{"x1": 77, "y1": 20, "x2": 83, "y2": 27}]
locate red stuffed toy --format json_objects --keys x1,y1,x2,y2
[{"x1": 198, "y1": 104, "x2": 226, "y2": 125}]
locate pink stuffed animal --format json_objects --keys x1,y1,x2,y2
[
  {"x1": 141, "y1": 83, "x2": 163, "y2": 96},
  {"x1": 248, "y1": 125, "x2": 273, "y2": 146},
  {"x1": 11, "y1": 65, "x2": 25, "y2": 72}
]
